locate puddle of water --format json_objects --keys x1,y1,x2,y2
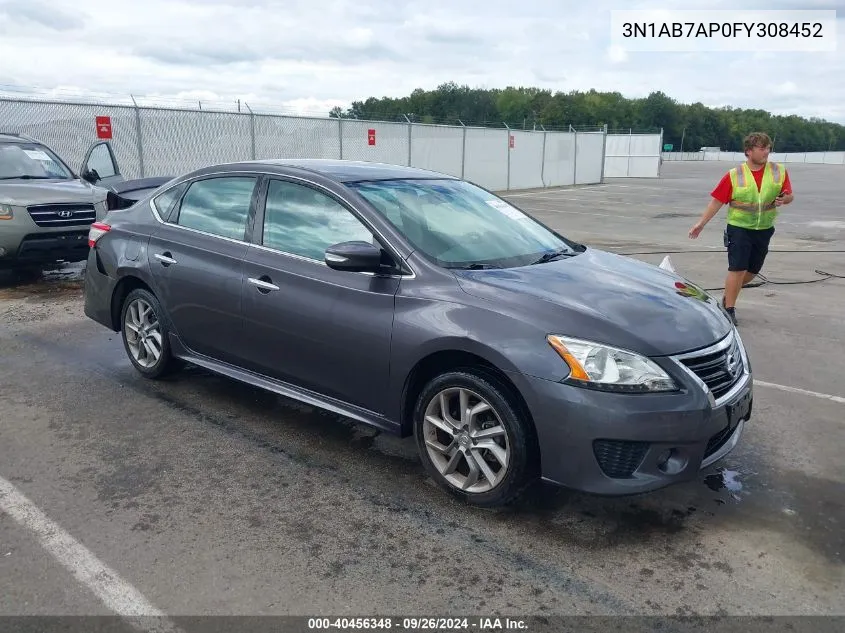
[
  {"x1": 0, "y1": 261, "x2": 86, "y2": 295},
  {"x1": 704, "y1": 468, "x2": 747, "y2": 502},
  {"x1": 42, "y1": 261, "x2": 86, "y2": 281}
]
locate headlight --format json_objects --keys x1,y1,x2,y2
[
  {"x1": 547, "y1": 335, "x2": 677, "y2": 393},
  {"x1": 0, "y1": 204, "x2": 13, "y2": 220}
]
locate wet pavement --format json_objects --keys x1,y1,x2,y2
[
  {"x1": 1, "y1": 163, "x2": 843, "y2": 622},
  {"x1": 0, "y1": 261, "x2": 85, "y2": 295}
]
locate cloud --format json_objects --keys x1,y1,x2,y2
[
  {"x1": 0, "y1": 0, "x2": 841, "y2": 124},
  {"x1": 0, "y1": 0, "x2": 84, "y2": 31},
  {"x1": 773, "y1": 81, "x2": 799, "y2": 96},
  {"x1": 607, "y1": 45, "x2": 628, "y2": 63}
]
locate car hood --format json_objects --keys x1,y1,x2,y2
[
  {"x1": 453, "y1": 247, "x2": 731, "y2": 356},
  {"x1": 0, "y1": 179, "x2": 107, "y2": 206}
]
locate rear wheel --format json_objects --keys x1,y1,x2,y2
[
  {"x1": 413, "y1": 370, "x2": 538, "y2": 508},
  {"x1": 120, "y1": 288, "x2": 181, "y2": 379}
]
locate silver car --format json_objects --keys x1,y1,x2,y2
[{"x1": 0, "y1": 132, "x2": 167, "y2": 271}]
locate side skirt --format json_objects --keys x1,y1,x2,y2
[{"x1": 168, "y1": 333, "x2": 402, "y2": 436}]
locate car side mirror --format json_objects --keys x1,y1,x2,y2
[
  {"x1": 81, "y1": 167, "x2": 100, "y2": 184},
  {"x1": 325, "y1": 240, "x2": 384, "y2": 273}
]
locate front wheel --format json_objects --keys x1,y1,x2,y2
[
  {"x1": 120, "y1": 288, "x2": 181, "y2": 379},
  {"x1": 413, "y1": 370, "x2": 539, "y2": 508}
]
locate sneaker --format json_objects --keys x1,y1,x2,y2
[{"x1": 721, "y1": 297, "x2": 738, "y2": 325}]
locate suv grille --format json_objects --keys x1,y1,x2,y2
[
  {"x1": 677, "y1": 332, "x2": 744, "y2": 401},
  {"x1": 27, "y1": 203, "x2": 96, "y2": 228}
]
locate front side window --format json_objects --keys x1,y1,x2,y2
[
  {"x1": 175, "y1": 176, "x2": 257, "y2": 240},
  {"x1": 0, "y1": 142, "x2": 74, "y2": 181},
  {"x1": 347, "y1": 179, "x2": 581, "y2": 269},
  {"x1": 262, "y1": 179, "x2": 372, "y2": 260}
]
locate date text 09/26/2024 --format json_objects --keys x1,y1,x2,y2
[{"x1": 308, "y1": 617, "x2": 528, "y2": 630}]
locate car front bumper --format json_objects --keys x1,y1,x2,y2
[
  {"x1": 517, "y1": 329, "x2": 753, "y2": 495},
  {"x1": 1, "y1": 202, "x2": 100, "y2": 267},
  {"x1": 4, "y1": 230, "x2": 91, "y2": 267}
]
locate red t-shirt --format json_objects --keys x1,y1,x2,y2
[{"x1": 711, "y1": 164, "x2": 792, "y2": 204}]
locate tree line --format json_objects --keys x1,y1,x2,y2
[{"x1": 329, "y1": 82, "x2": 844, "y2": 153}]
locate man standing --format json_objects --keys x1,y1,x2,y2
[{"x1": 688, "y1": 132, "x2": 793, "y2": 324}]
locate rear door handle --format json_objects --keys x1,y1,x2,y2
[
  {"x1": 154, "y1": 253, "x2": 177, "y2": 266},
  {"x1": 248, "y1": 276, "x2": 280, "y2": 292}
]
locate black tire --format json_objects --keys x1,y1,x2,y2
[
  {"x1": 10, "y1": 265, "x2": 43, "y2": 282},
  {"x1": 413, "y1": 369, "x2": 539, "y2": 508},
  {"x1": 120, "y1": 288, "x2": 181, "y2": 379}
]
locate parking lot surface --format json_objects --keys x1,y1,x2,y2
[{"x1": 1, "y1": 161, "x2": 843, "y2": 624}]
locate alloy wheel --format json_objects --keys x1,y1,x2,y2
[
  {"x1": 123, "y1": 298, "x2": 162, "y2": 368},
  {"x1": 421, "y1": 387, "x2": 510, "y2": 493}
]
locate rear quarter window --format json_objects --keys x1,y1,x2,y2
[{"x1": 152, "y1": 184, "x2": 186, "y2": 221}]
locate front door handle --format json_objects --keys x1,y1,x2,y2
[
  {"x1": 154, "y1": 252, "x2": 177, "y2": 266},
  {"x1": 248, "y1": 276, "x2": 280, "y2": 292}
]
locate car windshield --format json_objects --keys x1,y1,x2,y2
[
  {"x1": 347, "y1": 178, "x2": 582, "y2": 269},
  {"x1": 0, "y1": 142, "x2": 74, "y2": 180}
]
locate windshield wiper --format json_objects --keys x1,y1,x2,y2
[
  {"x1": 530, "y1": 248, "x2": 575, "y2": 265},
  {"x1": 449, "y1": 263, "x2": 501, "y2": 270}
]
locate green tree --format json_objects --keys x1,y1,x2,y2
[{"x1": 334, "y1": 84, "x2": 845, "y2": 151}]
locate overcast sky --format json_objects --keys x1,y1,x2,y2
[{"x1": 0, "y1": 0, "x2": 842, "y2": 123}]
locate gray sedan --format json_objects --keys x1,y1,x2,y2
[{"x1": 83, "y1": 159, "x2": 752, "y2": 507}]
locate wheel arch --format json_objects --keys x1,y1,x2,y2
[
  {"x1": 110, "y1": 274, "x2": 155, "y2": 330},
  {"x1": 400, "y1": 349, "x2": 538, "y2": 452}
]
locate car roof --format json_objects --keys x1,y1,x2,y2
[
  {"x1": 0, "y1": 133, "x2": 33, "y2": 144},
  {"x1": 216, "y1": 159, "x2": 458, "y2": 183}
]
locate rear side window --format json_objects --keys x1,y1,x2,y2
[{"x1": 175, "y1": 177, "x2": 257, "y2": 241}]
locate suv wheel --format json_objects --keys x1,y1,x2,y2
[
  {"x1": 120, "y1": 288, "x2": 180, "y2": 379},
  {"x1": 413, "y1": 370, "x2": 538, "y2": 508}
]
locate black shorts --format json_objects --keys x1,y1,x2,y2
[{"x1": 725, "y1": 225, "x2": 774, "y2": 274}]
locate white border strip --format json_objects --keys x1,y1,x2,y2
[
  {"x1": 756, "y1": 380, "x2": 845, "y2": 405},
  {"x1": 0, "y1": 477, "x2": 181, "y2": 632}
]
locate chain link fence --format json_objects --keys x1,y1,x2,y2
[{"x1": 0, "y1": 96, "x2": 612, "y2": 191}]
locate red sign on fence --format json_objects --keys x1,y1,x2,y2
[
  {"x1": 509, "y1": 134, "x2": 514, "y2": 149},
  {"x1": 96, "y1": 116, "x2": 112, "y2": 139},
  {"x1": 368, "y1": 128, "x2": 376, "y2": 146}
]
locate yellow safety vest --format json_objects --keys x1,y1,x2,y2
[{"x1": 727, "y1": 162, "x2": 785, "y2": 230}]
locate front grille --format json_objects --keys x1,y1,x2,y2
[
  {"x1": 677, "y1": 333, "x2": 744, "y2": 401},
  {"x1": 593, "y1": 439, "x2": 649, "y2": 478},
  {"x1": 27, "y1": 203, "x2": 96, "y2": 228}
]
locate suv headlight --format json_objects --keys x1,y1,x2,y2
[
  {"x1": 547, "y1": 335, "x2": 677, "y2": 393},
  {"x1": 0, "y1": 204, "x2": 13, "y2": 220}
]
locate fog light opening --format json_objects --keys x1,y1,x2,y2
[{"x1": 657, "y1": 449, "x2": 687, "y2": 475}]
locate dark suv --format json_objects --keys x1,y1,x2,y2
[{"x1": 83, "y1": 158, "x2": 753, "y2": 507}]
